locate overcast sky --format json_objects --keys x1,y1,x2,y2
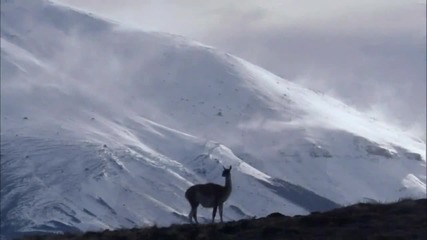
[{"x1": 55, "y1": 0, "x2": 426, "y2": 139}]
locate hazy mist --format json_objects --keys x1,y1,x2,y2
[{"x1": 54, "y1": 0, "x2": 426, "y2": 139}]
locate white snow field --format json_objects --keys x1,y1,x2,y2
[{"x1": 1, "y1": 0, "x2": 425, "y2": 239}]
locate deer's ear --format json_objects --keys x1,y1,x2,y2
[
  {"x1": 223, "y1": 166, "x2": 226, "y2": 170},
  {"x1": 229, "y1": 166, "x2": 232, "y2": 170}
]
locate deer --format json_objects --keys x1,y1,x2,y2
[{"x1": 185, "y1": 166, "x2": 232, "y2": 224}]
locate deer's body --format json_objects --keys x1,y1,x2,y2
[{"x1": 185, "y1": 166, "x2": 232, "y2": 224}]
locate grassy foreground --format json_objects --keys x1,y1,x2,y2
[{"x1": 21, "y1": 198, "x2": 426, "y2": 240}]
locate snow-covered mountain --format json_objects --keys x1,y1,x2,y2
[{"x1": 1, "y1": 0, "x2": 425, "y2": 239}]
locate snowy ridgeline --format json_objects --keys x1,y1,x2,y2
[{"x1": 1, "y1": 0, "x2": 426, "y2": 238}]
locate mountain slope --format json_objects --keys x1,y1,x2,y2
[
  {"x1": 20, "y1": 199, "x2": 427, "y2": 240},
  {"x1": 1, "y1": 0, "x2": 425, "y2": 239}
]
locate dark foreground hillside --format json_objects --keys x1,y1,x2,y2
[{"x1": 21, "y1": 199, "x2": 426, "y2": 240}]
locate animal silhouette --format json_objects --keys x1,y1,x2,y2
[{"x1": 185, "y1": 166, "x2": 232, "y2": 223}]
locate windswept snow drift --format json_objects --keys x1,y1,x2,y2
[{"x1": 1, "y1": 0, "x2": 425, "y2": 239}]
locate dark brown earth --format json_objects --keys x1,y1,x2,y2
[{"x1": 20, "y1": 198, "x2": 427, "y2": 240}]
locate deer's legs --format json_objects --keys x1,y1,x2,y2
[
  {"x1": 188, "y1": 210, "x2": 193, "y2": 223},
  {"x1": 192, "y1": 207, "x2": 199, "y2": 224},
  {"x1": 212, "y1": 206, "x2": 217, "y2": 223},
  {"x1": 189, "y1": 202, "x2": 199, "y2": 224},
  {"x1": 219, "y1": 203, "x2": 223, "y2": 223}
]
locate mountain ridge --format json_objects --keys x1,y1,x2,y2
[{"x1": 18, "y1": 198, "x2": 427, "y2": 240}]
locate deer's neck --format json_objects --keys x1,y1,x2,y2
[{"x1": 224, "y1": 175, "x2": 232, "y2": 193}]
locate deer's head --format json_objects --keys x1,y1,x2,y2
[{"x1": 222, "y1": 166, "x2": 232, "y2": 177}]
